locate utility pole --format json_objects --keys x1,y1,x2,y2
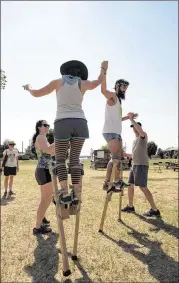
[{"x1": 22, "y1": 141, "x2": 23, "y2": 153}]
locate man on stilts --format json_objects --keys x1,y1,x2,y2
[{"x1": 101, "y1": 61, "x2": 138, "y2": 192}]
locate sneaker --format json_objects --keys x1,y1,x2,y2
[
  {"x1": 107, "y1": 180, "x2": 129, "y2": 194},
  {"x1": 9, "y1": 191, "x2": 15, "y2": 196},
  {"x1": 113, "y1": 180, "x2": 130, "y2": 190},
  {"x1": 122, "y1": 205, "x2": 135, "y2": 213},
  {"x1": 33, "y1": 225, "x2": 52, "y2": 235},
  {"x1": 144, "y1": 208, "x2": 161, "y2": 217},
  {"x1": 60, "y1": 194, "x2": 73, "y2": 204},
  {"x1": 2, "y1": 192, "x2": 7, "y2": 199},
  {"x1": 42, "y1": 217, "x2": 50, "y2": 225},
  {"x1": 103, "y1": 181, "x2": 109, "y2": 190}
]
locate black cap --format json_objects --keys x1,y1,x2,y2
[
  {"x1": 130, "y1": 122, "x2": 142, "y2": 128},
  {"x1": 60, "y1": 60, "x2": 88, "y2": 80}
]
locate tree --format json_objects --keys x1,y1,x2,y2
[
  {"x1": 157, "y1": 148, "x2": 164, "y2": 159},
  {"x1": 0, "y1": 139, "x2": 10, "y2": 158},
  {"x1": 100, "y1": 144, "x2": 108, "y2": 151},
  {"x1": 3, "y1": 139, "x2": 10, "y2": 146},
  {"x1": 147, "y1": 141, "x2": 158, "y2": 158},
  {"x1": 46, "y1": 129, "x2": 54, "y2": 144},
  {"x1": 1, "y1": 69, "x2": 7, "y2": 90},
  {"x1": 25, "y1": 145, "x2": 36, "y2": 159}
]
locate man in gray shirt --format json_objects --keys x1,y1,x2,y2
[{"x1": 122, "y1": 118, "x2": 161, "y2": 217}]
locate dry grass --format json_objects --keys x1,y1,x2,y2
[{"x1": 1, "y1": 160, "x2": 178, "y2": 283}]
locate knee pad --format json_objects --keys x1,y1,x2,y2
[
  {"x1": 108, "y1": 159, "x2": 113, "y2": 169},
  {"x1": 69, "y1": 164, "x2": 82, "y2": 174},
  {"x1": 56, "y1": 158, "x2": 66, "y2": 167},
  {"x1": 117, "y1": 160, "x2": 123, "y2": 170}
]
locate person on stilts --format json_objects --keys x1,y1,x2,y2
[
  {"x1": 101, "y1": 61, "x2": 138, "y2": 192},
  {"x1": 23, "y1": 60, "x2": 106, "y2": 203}
]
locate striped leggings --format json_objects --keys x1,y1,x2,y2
[{"x1": 55, "y1": 138, "x2": 85, "y2": 184}]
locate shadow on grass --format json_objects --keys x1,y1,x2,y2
[
  {"x1": 134, "y1": 212, "x2": 179, "y2": 239},
  {"x1": 0, "y1": 195, "x2": 15, "y2": 206},
  {"x1": 24, "y1": 232, "x2": 92, "y2": 283},
  {"x1": 58, "y1": 250, "x2": 93, "y2": 283},
  {"x1": 101, "y1": 222, "x2": 178, "y2": 283},
  {"x1": 148, "y1": 177, "x2": 178, "y2": 181},
  {"x1": 24, "y1": 232, "x2": 60, "y2": 283}
]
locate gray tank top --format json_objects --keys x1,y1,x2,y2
[
  {"x1": 55, "y1": 75, "x2": 86, "y2": 121},
  {"x1": 132, "y1": 135, "x2": 149, "y2": 166}
]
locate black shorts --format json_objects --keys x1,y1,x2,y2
[
  {"x1": 4, "y1": 166, "x2": 17, "y2": 176},
  {"x1": 35, "y1": 168, "x2": 52, "y2": 185},
  {"x1": 128, "y1": 165, "x2": 149, "y2": 187},
  {"x1": 54, "y1": 118, "x2": 89, "y2": 141}
]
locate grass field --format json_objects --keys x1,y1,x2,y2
[{"x1": 1, "y1": 160, "x2": 178, "y2": 283}]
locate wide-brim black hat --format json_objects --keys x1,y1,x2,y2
[{"x1": 60, "y1": 60, "x2": 88, "y2": 80}]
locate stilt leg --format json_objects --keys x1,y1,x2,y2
[
  {"x1": 53, "y1": 181, "x2": 71, "y2": 276},
  {"x1": 70, "y1": 173, "x2": 83, "y2": 260},
  {"x1": 99, "y1": 159, "x2": 118, "y2": 232}
]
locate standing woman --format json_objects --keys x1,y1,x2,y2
[
  {"x1": 32, "y1": 120, "x2": 55, "y2": 235},
  {"x1": 2, "y1": 141, "x2": 19, "y2": 198},
  {"x1": 23, "y1": 60, "x2": 106, "y2": 203}
]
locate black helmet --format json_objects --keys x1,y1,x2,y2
[{"x1": 115, "y1": 79, "x2": 129, "y2": 88}]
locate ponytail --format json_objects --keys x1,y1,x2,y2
[{"x1": 31, "y1": 120, "x2": 44, "y2": 157}]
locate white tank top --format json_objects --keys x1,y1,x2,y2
[
  {"x1": 55, "y1": 75, "x2": 86, "y2": 121},
  {"x1": 102, "y1": 97, "x2": 122, "y2": 134}
]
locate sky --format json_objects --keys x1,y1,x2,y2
[{"x1": 1, "y1": 1, "x2": 178, "y2": 155}]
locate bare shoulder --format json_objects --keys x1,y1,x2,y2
[
  {"x1": 80, "y1": 80, "x2": 90, "y2": 94},
  {"x1": 54, "y1": 78, "x2": 63, "y2": 93},
  {"x1": 35, "y1": 135, "x2": 46, "y2": 147}
]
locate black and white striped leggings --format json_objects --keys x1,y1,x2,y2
[{"x1": 55, "y1": 138, "x2": 85, "y2": 184}]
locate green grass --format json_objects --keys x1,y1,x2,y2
[{"x1": 1, "y1": 160, "x2": 178, "y2": 283}]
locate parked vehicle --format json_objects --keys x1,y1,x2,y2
[
  {"x1": 18, "y1": 153, "x2": 30, "y2": 160},
  {"x1": 90, "y1": 150, "x2": 111, "y2": 170}
]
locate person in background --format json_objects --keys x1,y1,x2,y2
[
  {"x1": 2, "y1": 141, "x2": 19, "y2": 198},
  {"x1": 122, "y1": 118, "x2": 161, "y2": 217},
  {"x1": 32, "y1": 120, "x2": 55, "y2": 235}
]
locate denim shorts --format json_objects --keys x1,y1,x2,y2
[{"x1": 103, "y1": 133, "x2": 122, "y2": 142}]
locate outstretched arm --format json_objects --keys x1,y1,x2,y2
[
  {"x1": 23, "y1": 79, "x2": 58, "y2": 97},
  {"x1": 122, "y1": 113, "x2": 138, "y2": 121}
]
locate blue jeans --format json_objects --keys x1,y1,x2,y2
[{"x1": 103, "y1": 133, "x2": 122, "y2": 142}]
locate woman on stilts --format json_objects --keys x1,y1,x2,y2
[{"x1": 24, "y1": 60, "x2": 106, "y2": 203}]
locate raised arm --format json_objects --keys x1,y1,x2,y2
[
  {"x1": 23, "y1": 79, "x2": 59, "y2": 97},
  {"x1": 130, "y1": 119, "x2": 147, "y2": 138},
  {"x1": 101, "y1": 61, "x2": 116, "y2": 100},
  {"x1": 81, "y1": 61, "x2": 107, "y2": 92},
  {"x1": 35, "y1": 135, "x2": 55, "y2": 154}
]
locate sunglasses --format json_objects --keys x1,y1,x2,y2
[
  {"x1": 42, "y1": 123, "x2": 50, "y2": 128},
  {"x1": 9, "y1": 144, "x2": 15, "y2": 146}
]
